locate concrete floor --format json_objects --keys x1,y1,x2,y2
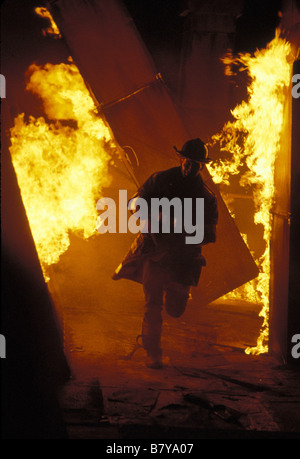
[{"x1": 47, "y1": 234, "x2": 300, "y2": 440}]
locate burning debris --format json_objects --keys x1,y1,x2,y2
[{"x1": 35, "y1": 6, "x2": 61, "y2": 38}]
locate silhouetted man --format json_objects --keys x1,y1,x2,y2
[{"x1": 113, "y1": 139, "x2": 218, "y2": 368}]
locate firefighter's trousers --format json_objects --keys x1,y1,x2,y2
[{"x1": 142, "y1": 258, "x2": 191, "y2": 359}]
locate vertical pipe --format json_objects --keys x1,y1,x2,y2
[
  {"x1": 287, "y1": 58, "x2": 300, "y2": 365},
  {"x1": 269, "y1": 71, "x2": 292, "y2": 363}
]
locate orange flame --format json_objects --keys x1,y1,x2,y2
[
  {"x1": 9, "y1": 59, "x2": 117, "y2": 280},
  {"x1": 208, "y1": 30, "x2": 294, "y2": 354},
  {"x1": 35, "y1": 7, "x2": 61, "y2": 38}
]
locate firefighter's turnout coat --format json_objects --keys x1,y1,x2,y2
[{"x1": 113, "y1": 166, "x2": 218, "y2": 286}]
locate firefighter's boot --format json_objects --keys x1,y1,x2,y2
[{"x1": 142, "y1": 310, "x2": 163, "y2": 369}]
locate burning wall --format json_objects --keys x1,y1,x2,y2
[{"x1": 206, "y1": 31, "x2": 295, "y2": 355}]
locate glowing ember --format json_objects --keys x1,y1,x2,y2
[
  {"x1": 9, "y1": 60, "x2": 116, "y2": 280},
  {"x1": 208, "y1": 30, "x2": 294, "y2": 354},
  {"x1": 35, "y1": 7, "x2": 61, "y2": 38}
]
